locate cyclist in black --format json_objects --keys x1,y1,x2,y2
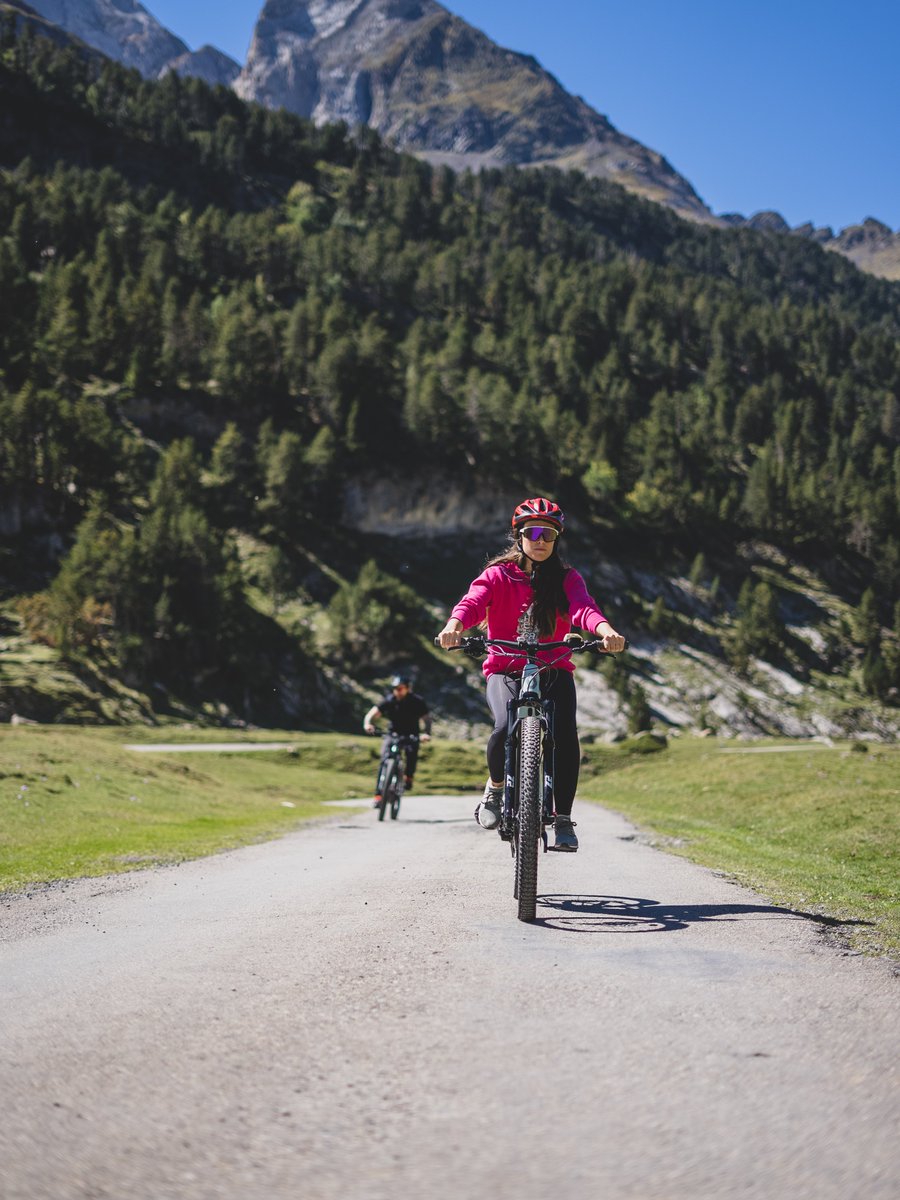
[{"x1": 363, "y1": 674, "x2": 432, "y2": 805}]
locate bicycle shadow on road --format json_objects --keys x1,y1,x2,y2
[
  {"x1": 533, "y1": 894, "x2": 874, "y2": 936},
  {"x1": 398, "y1": 817, "x2": 474, "y2": 825}
]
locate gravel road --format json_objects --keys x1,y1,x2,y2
[{"x1": 2, "y1": 794, "x2": 897, "y2": 1200}]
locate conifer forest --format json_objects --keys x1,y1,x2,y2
[{"x1": 1, "y1": 19, "x2": 898, "y2": 730}]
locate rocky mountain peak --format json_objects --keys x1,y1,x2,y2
[
  {"x1": 235, "y1": 0, "x2": 711, "y2": 221},
  {"x1": 16, "y1": 0, "x2": 712, "y2": 222},
  {"x1": 26, "y1": 0, "x2": 187, "y2": 76},
  {"x1": 235, "y1": 0, "x2": 444, "y2": 122},
  {"x1": 25, "y1": 0, "x2": 240, "y2": 85},
  {"x1": 255, "y1": 0, "x2": 388, "y2": 42},
  {"x1": 744, "y1": 210, "x2": 791, "y2": 234}
]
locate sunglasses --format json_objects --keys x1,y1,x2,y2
[{"x1": 521, "y1": 525, "x2": 560, "y2": 543}]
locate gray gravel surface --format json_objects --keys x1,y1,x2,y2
[{"x1": 2, "y1": 795, "x2": 898, "y2": 1200}]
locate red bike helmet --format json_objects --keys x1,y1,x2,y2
[{"x1": 511, "y1": 497, "x2": 565, "y2": 533}]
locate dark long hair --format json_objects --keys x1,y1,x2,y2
[{"x1": 485, "y1": 535, "x2": 570, "y2": 637}]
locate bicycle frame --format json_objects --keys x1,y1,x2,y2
[{"x1": 388, "y1": 731, "x2": 417, "y2": 758}]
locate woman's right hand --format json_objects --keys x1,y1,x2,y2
[{"x1": 438, "y1": 621, "x2": 463, "y2": 649}]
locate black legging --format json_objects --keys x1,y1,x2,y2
[{"x1": 485, "y1": 670, "x2": 580, "y2": 817}]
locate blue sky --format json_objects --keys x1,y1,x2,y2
[{"x1": 145, "y1": 0, "x2": 900, "y2": 233}]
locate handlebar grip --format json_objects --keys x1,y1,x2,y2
[
  {"x1": 591, "y1": 637, "x2": 629, "y2": 653},
  {"x1": 435, "y1": 634, "x2": 463, "y2": 652}
]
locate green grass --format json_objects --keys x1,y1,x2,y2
[
  {"x1": 0, "y1": 727, "x2": 486, "y2": 893},
  {"x1": 580, "y1": 737, "x2": 900, "y2": 959},
  {"x1": 3, "y1": 728, "x2": 898, "y2": 962}
]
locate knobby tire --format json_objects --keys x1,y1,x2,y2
[
  {"x1": 515, "y1": 715, "x2": 541, "y2": 922},
  {"x1": 378, "y1": 761, "x2": 396, "y2": 822},
  {"x1": 390, "y1": 778, "x2": 401, "y2": 819}
]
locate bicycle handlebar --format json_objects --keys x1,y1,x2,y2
[
  {"x1": 365, "y1": 730, "x2": 421, "y2": 740},
  {"x1": 433, "y1": 632, "x2": 628, "y2": 657}
]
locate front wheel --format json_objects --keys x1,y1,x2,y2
[
  {"x1": 378, "y1": 761, "x2": 396, "y2": 822},
  {"x1": 389, "y1": 780, "x2": 401, "y2": 820},
  {"x1": 515, "y1": 715, "x2": 542, "y2": 922}
]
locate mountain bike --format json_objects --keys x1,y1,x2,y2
[
  {"x1": 438, "y1": 630, "x2": 626, "y2": 922},
  {"x1": 374, "y1": 732, "x2": 419, "y2": 821}
]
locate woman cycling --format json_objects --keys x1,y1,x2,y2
[{"x1": 438, "y1": 497, "x2": 625, "y2": 851}]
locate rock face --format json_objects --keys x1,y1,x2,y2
[
  {"x1": 26, "y1": 0, "x2": 188, "y2": 75},
  {"x1": 164, "y1": 45, "x2": 242, "y2": 88},
  {"x1": 0, "y1": 0, "x2": 103, "y2": 56},
  {"x1": 234, "y1": 0, "x2": 712, "y2": 221},
  {"x1": 25, "y1": 0, "x2": 240, "y2": 85}
]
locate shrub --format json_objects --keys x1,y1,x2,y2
[{"x1": 319, "y1": 559, "x2": 426, "y2": 669}]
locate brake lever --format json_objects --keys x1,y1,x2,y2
[{"x1": 433, "y1": 635, "x2": 486, "y2": 657}]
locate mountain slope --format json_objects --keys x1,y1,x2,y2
[
  {"x1": 16, "y1": 0, "x2": 714, "y2": 222},
  {"x1": 19, "y1": 0, "x2": 899, "y2": 274},
  {"x1": 234, "y1": 0, "x2": 711, "y2": 220},
  {"x1": 0, "y1": 0, "x2": 104, "y2": 55}
]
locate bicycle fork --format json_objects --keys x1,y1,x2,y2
[
  {"x1": 501, "y1": 695, "x2": 556, "y2": 850},
  {"x1": 541, "y1": 700, "x2": 556, "y2": 833}
]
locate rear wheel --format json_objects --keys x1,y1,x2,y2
[{"x1": 515, "y1": 715, "x2": 542, "y2": 922}]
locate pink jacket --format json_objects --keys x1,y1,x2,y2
[{"x1": 450, "y1": 562, "x2": 608, "y2": 677}]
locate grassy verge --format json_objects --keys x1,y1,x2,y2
[
  {"x1": 580, "y1": 737, "x2": 900, "y2": 959},
  {"x1": 3, "y1": 728, "x2": 898, "y2": 962},
  {"x1": 0, "y1": 727, "x2": 486, "y2": 893}
]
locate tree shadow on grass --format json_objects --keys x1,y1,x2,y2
[{"x1": 533, "y1": 894, "x2": 874, "y2": 936}]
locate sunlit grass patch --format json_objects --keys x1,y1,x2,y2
[
  {"x1": 580, "y1": 737, "x2": 900, "y2": 958},
  {"x1": 0, "y1": 728, "x2": 373, "y2": 892}
]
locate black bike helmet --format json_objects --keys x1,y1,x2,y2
[{"x1": 390, "y1": 674, "x2": 412, "y2": 687}]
